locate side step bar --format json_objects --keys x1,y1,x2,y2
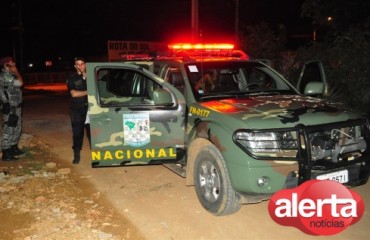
[{"x1": 163, "y1": 163, "x2": 186, "y2": 178}]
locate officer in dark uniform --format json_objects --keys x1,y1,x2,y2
[
  {"x1": 66, "y1": 57, "x2": 91, "y2": 164},
  {"x1": 0, "y1": 56, "x2": 25, "y2": 161}
]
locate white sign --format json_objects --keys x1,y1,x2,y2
[{"x1": 108, "y1": 40, "x2": 167, "y2": 61}]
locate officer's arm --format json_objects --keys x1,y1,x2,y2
[
  {"x1": 0, "y1": 77, "x2": 8, "y2": 102},
  {"x1": 11, "y1": 66, "x2": 23, "y2": 87},
  {"x1": 70, "y1": 89, "x2": 87, "y2": 98}
]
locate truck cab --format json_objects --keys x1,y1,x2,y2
[{"x1": 86, "y1": 43, "x2": 370, "y2": 216}]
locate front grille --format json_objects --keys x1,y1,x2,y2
[
  {"x1": 297, "y1": 118, "x2": 370, "y2": 184},
  {"x1": 308, "y1": 126, "x2": 366, "y2": 163}
]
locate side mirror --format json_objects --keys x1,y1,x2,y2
[
  {"x1": 303, "y1": 82, "x2": 325, "y2": 96},
  {"x1": 153, "y1": 89, "x2": 174, "y2": 106}
]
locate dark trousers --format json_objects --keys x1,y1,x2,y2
[{"x1": 69, "y1": 103, "x2": 90, "y2": 150}]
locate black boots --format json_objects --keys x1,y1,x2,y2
[
  {"x1": 2, "y1": 145, "x2": 25, "y2": 161},
  {"x1": 72, "y1": 149, "x2": 80, "y2": 164},
  {"x1": 11, "y1": 145, "x2": 25, "y2": 157},
  {"x1": 2, "y1": 148, "x2": 18, "y2": 161}
]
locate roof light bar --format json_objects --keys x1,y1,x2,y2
[{"x1": 168, "y1": 43, "x2": 235, "y2": 50}]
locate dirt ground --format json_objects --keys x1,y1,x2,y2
[
  {"x1": 1, "y1": 84, "x2": 370, "y2": 240},
  {"x1": 0, "y1": 134, "x2": 143, "y2": 240}
]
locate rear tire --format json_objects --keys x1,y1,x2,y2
[{"x1": 194, "y1": 145, "x2": 241, "y2": 216}]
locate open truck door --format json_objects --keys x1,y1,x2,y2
[
  {"x1": 86, "y1": 62, "x2": 186, "y2": 167},
  {"x1": 296, "y1": 60, "x2": 328, "y2": 97}
]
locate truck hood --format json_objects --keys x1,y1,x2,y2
[{"x1": 200, "y1": 95, "x2": 358, "y2": 128}]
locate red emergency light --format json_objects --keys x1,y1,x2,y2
[
  {"x1": 168, "y1": 43, "x2": 235, "y2": 50},
  {"x1": 164, "y1": 42, "x2": 248, "y2": 60}
]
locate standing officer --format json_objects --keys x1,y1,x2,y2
[
  {"x1": 0, "y1": 56, "x2": 25, "y2": 161},
  {"x1": 66, "y1": 57, "x2": 90, "y2": 164}
]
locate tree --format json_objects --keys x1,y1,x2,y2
[
  {"x1": 297, "y1": 0, "x2": 370, "y2": 112},
  {"x1": 238, "y1": 0, "x2": 370, "y2": 112},
  {"x1": 239, "y1": 22, "x2": 289, "y2": 72}
]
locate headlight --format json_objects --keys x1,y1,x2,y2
[
  {"x1": 234, "y1": 130, "x2": 298, "y2": 158},
  {"x1": 235, "y1": 132, "x2": 279, "y2": 152}
]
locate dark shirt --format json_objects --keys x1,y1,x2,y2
[{"x1": 66, "y1": 73, "x2": 87, "y2": 105}]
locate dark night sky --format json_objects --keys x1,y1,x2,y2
[{"x1": 0, "y1": 0, "x2": 309, "y2": 65}]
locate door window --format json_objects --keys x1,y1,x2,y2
[{"x1": 96, "y1": 68, "x2": 160, "y2": 106}]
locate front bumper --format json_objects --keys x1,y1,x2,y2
[{"x1": 284, "y1": 162, "x2": 370, "y2": 189}]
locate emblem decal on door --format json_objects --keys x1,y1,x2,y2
[{"x1": 123, "y1": 113, "x2": 150, "y2": 147}]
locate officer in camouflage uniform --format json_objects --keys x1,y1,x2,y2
[
  {"x1": 0, "y1": 57, "x2": 25, "y2": 161},
  {"x1": 66, "y1": 57, "x2": 91, "y2": 164}
]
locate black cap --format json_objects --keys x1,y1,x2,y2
[
  {"x1": 74, "y1": 57, "x2": 85, "y2": 62},
  {"x1": 0, "y1": 56, "x2": 13, "y2": 67}
]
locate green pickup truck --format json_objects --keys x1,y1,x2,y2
[{"x1": 86, "y1": 44, "x2": 370, "y2": 216}]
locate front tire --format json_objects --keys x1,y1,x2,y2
[{"x1": 194, "y1": 145, "x2": 241, "y2": 216}]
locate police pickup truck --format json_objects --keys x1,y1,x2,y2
[{"x1": 86, "y1": 43, "x2": 370, "y2": 216}]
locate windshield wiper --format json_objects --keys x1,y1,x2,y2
[
  {"x1": 199, "y1": 92, "x2": 242, "y2": 100},
  {"x1": 246, "y1": 91, "x2": 281, "y2": 96},
  {"x1": 198, "y1": 90, "x2": 288, "y2": 101}
]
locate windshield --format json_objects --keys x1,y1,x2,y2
[{"x1": 185, "y1": 61, "x2": 297, "y2": 100}]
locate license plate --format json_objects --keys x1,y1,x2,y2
[{"x1": 316, "y1": 170, "x2": 348, "y2": 183}]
